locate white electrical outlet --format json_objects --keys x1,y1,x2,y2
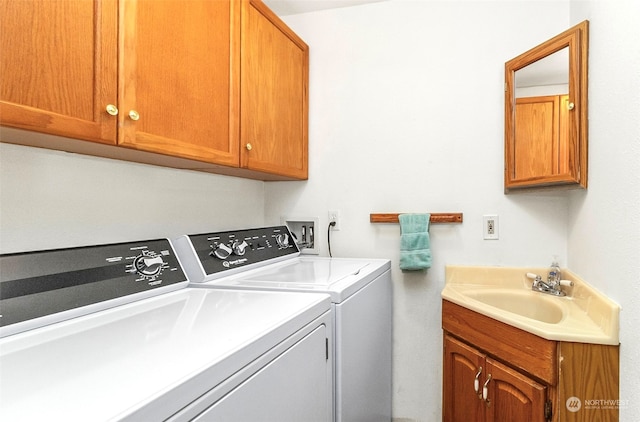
[
  {"x1": 483, "y1": 215, "x2": 499, "y2": 240},
  {"x1": 329, "y1": 210, "x2": 341, "y2": 231}
]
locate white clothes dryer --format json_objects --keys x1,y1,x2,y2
[{"x1": 174, "y1": 225, "x2": 393, "y2": 422}]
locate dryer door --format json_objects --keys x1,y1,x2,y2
[{"x1": 194, "y1": 323, "x2": 331, "y2": 422}]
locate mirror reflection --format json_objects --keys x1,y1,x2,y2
[
  {"x1": 515, "y1": 48, "x2": 568, "y2": 97},
  {"x1": 514, "y1": 48, "x2": 570, "y2": 179}
]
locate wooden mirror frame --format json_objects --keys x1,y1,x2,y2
[{"x1": 504, "y1": 21, "x2": 589, "y2": 192}]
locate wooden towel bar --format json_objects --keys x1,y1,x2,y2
[{"x1": 370, "y1": 213, "x2": 463, "y2": 224}]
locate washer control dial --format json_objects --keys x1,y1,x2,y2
[{"x1": 133, "y1": 252, "x2": 165, "y2": 277}]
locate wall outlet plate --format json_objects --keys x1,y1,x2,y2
[
  {"x1": 328, "y1": 210, "x2": 341, "y2": 231},
  {"x1": 281, "y1": 216, "x2": 319, "y2": 254},
  {"x1": 483, "y1": 214, "x2": 499, "y2": 240}
]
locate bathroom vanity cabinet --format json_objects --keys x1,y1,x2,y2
[
  {"x1": 442, "y1": 300, "x2": 619, "y2": 422},
  {"x1": 444, "y1": 334, "x2": 546, "y2": 421},
  {"x1": 0, "y1": 0, "x2": 308, "y2": 181}
]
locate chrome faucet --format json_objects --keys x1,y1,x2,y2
[{"x1": 526, "y1": 272, "x2": 573, "y2": 297}]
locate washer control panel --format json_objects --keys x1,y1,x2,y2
[
  {"x1": 0, "y1": 239, "x2": 188, "y2": 336},
  {"x1": 187, "y1": 226, "x2": 299, "y2": 276}
]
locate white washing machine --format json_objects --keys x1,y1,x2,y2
[
  {"x1": 174, "y1": 226, "x2": 393, "y2": 422},
  {"x1": 0, "y1": 238, "x2": 333, "y2": 421}
]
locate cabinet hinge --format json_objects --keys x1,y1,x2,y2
[{"x1": 544, "y1": 399, "x2": 553, "y2": 420}]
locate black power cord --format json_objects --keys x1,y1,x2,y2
[{"x1": 327, "y1": 221, "x2": 336, "y2": 257}]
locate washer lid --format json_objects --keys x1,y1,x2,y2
[
  {"x1": 240, "y1": 259, "x2": 370, "y2": 286},
  {"x1": 198, "y1": 257, "x2": 391, "y2": 303},
  {"x1": 0, "y1": 288, "x2": 331, "y2": 421}
]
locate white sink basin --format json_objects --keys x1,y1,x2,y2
[
  {"x1": 441, "y1": 265, "x2": 620, "y2": 345},
  {"x1": 464, "y1": 289, "x2": 565, "y2": 324}
]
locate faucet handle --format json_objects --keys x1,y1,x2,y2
[
  {"x1": 559, "y1": 279, "x2": 574, "y2": 287},
  {"x1": 526, "y1": 273, "x2": 545, "y2": 289}
]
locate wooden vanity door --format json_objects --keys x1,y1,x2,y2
[
  {"x1": 485, "y1": 357, "x2": 547, "y2": 421},
  {"x1": 443, "y1": 334, "x2": 486, "y2": 422}
]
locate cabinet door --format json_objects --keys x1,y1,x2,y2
[
  {"x1": 0, "y1": 0, "x2": 117, "y2": 144},
  {"x1": 507, "y1": 94, "x2": 574, "y2": 188},
  {"x1": 513, "y1": 95, "x2": 561, "y2": 180},
  {"x1": 240, "y1": 0, "x2": 309, "y2": 179},
  {"x1": 485, "y1": 357, "x2": 547, "y2": 422},
  {"x1": 443, "y1": 335, "x2": 486, "y2": 422},
  {"x1": 119, "y1": 0, "x2": 240, "y2": 166}
]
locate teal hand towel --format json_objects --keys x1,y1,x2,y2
[{"x1": 399, "y1": 213, "x2": 432, "y2": 271}]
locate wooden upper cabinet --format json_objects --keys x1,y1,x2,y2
[
  {"x1": 118, "y1": 0, "x2": 240, "y2": 167},
  {"x1": 0, "y1": 0, "x2": 118, "y2": 144},
  {"x1": 1, "y1": 0, "x2": 308, "y2": 180},
  {"x1": 240, "y1": 0, "x2": 309, "y2": 180},
  {"x1": 504, "y1": 21, "x2": 588, "y2": 192}
]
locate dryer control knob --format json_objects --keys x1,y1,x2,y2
[
  {"x1": 275, "y1": 233, "x2": 290, "y2": 248},
  {"x1": 210, "y1": 243, "x2": 232, "y2": 259},
  {"x1": 232, "y1": 240, "x2": 249, "y2": 256}
]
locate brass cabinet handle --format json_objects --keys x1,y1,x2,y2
[
  {"x1": 474, "y1": 366, "x2": 483, "y2": 397},
  {"x1": 246, "y1": 143, "x2": 253, "y2": 151},
  {"x1": 128, "y1": 110, "x2": 140, "y2": 121},
  {"x1": 106, "y1": 104, "x2": 119, "y2": 116},
  {"x1": 482, "y1": 374, "x2": 492, "y2": 404}
]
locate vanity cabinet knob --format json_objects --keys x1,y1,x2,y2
[
  {"x1": 246, "y1": 143, "x2": 253, "y2": 151},
  {"x1": 567, "y1": 102, "x2": 575, "y2": 110},
  {"x1": 128, "y1": 110, "x2": 140, "y2": 121},
  {"x1": 106, "y1": 104, "x2": 119, "y2": 116}
]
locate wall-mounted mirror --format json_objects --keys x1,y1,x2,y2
[{"x1": 504, "y1": 21, "x2": 588, "y2": 192}]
